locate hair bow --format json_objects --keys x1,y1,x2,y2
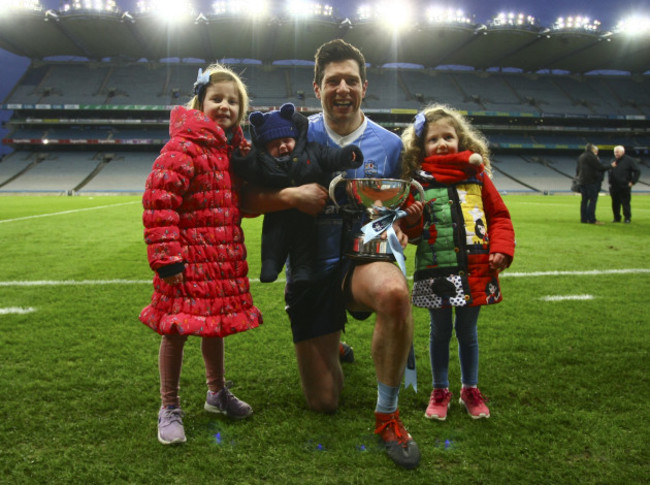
[
  {"x1": 193, "y1": 68, "x2": 210, "y2": 95},
  {"x1": 413, "y1": 112, "x2": 426, "y2": 137}
]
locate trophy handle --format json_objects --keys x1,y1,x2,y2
[
  {"x1": 410, "y1": 179, "x2": 425, "y2": 202},
  {"x1": 328, "y1": 172, "x2": 346, "y2": 209}
]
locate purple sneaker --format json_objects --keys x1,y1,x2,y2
[
  {"x1": 157, "y1": 406, "x2": 186, "y2": 445},
  {"x1": 204, "y1": 387, "x2": 253, "y2": 420}
]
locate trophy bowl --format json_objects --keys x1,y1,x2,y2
[{"x1": 329, "y1": 175, "x2": 424, "y2": 261}]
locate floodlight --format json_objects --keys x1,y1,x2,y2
[
  {"x1": 357, "y1": 4, "x2": 372, "y2": 21},
  {"x1": 137, "y1": 0, "x2": 195, "y2": 22},
  {"x1": 373, "y1": 1, "x2": 414, "y2": 31},
  {"x1": 61, "y1": 0, "x2": 119, "y2": 13},
  {"x1": 425, "y1": 6, "x2": 471, "y2": 25},
  {"x1": 490, "y1": 12, "x2": 536, "y2": 27},
  {"x1": 0, "y1": 0, "x2": 42, "y2": 13},
  {"x1": 552, "y1": 15, "x2": 601, "y2": 32},
  {"x1": 211, "y1": 0, "x2": 268, "y2": 17},
  {"x1": 286, "y1": 1, "x2": 333, "y2": 18},
  {"x1": 615, "y1": 15, "x2": 650, "y2": 35}
]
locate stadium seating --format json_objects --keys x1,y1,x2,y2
[
  {"x1": 1, "y1": 61, "x2": 648, "y2": 194},
  {"x1": 246, "y1": 65, "x2": 291, "y2": 107},
  {"x1": 0, "y1": 152, "x2": 102, "y2": 193},
  {"x1": 79, "y1": 152, "x2": 155, "y2": 193}
]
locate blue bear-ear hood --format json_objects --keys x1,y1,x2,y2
[
  {"x1": 249, "y1": 103, "x2": 298, "y2": 147},
  {"x1": 249, "y1": 111, "x2": 265, "y2": 128},
  {"x1": 279, "y1": 102, "x2": 295, "y2": 119}
]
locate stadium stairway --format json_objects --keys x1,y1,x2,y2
[
  {"x1": 0, "y1": 151, "x2": 125, "y2": 194},
  {"x1": 0, "y1": 152, "x2": 46, "y2": 189}
]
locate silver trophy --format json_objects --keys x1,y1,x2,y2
[{"x1": 329, "y1": 174, "x2": 425, "y2": 261}]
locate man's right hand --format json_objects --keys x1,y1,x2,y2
[
  {"x1": 288, "y1": 183, "x2": 329, "y2": 216},
  {"x1": 241, "y1": 182, "x2": 328, "y2": 216}
]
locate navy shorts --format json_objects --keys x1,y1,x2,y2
[{"x1": 285, "y1": 261, "x2": 372, "y2": 343}]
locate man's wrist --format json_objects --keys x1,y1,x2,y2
[{"x1": 279, "y1": 186, "x2": 298, "y2": 208}]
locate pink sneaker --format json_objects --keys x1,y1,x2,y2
[
  {"x1": 459, "y1": 387, "x2": 490, "y2": 419},
  {"x1": 425, "y1": 388, "x2": 452, "y2": 421}
]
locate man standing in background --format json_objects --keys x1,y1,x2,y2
[
  {"x1": 576, "y1": 143, "x2": 607, "y2": 224},
  {"x1": 608, "y1": 145, "x2": 641, "y2": 223}
]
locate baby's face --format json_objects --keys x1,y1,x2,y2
[{"x1": 266, "y1": 137, "x2": 296, "y2": 158}]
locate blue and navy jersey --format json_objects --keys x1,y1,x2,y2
[{"x1": 307, "y1": 112, "x2": 402, "y2": 179}]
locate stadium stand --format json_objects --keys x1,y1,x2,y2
[
  {"x1": 399, "y1": 69, "x2": 466, "y2": 108},
  {"x1": 453, "y1": 72, "x2": 525, "y2": 113},
  {"x1": 284, "y1": 65, "x2": 321, "y2": 109},
  {"x1": 364, "y1": 68, "x2": 411, "y2": 109},
  {"x1": 0, "y1": 152, "x2": 102, "y2": 193},
  {"x1": 2, "y1": 61, "x2": 648, "y2": 195},
  {"x1": 79, "y1": 152, "x2": 154, "y2": 194},
  {"x1": 246, "y1": 65, "x2": 291, "y2": 106},
  {"x1": 1, "y1": 7, "x2": 648, "y2": 195}
]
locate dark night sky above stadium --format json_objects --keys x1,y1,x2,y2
[
  {"x1": 329, "y1": 0, "x2": 645, "y2": 26},
  {"x1": 112, "y1": 0, "x2": 644, "y2": 26},
  {"x1": 1, "y1": 0, "x2": 648, "y2": 75}
]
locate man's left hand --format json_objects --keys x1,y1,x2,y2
[{"x1": 388, "y1": 222, "x2": 409, "y2": 249}]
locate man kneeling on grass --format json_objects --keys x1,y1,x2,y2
[{"x1": 242, "y1": 39, "x2": 421, "y2": 469}]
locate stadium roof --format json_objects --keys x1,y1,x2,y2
[{"x1": 0, "y1": 10, "x2": 649, "y2": 74}]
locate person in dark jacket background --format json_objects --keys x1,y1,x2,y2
[
  {"x1": 233, "y1": 102, "x2": 362, "y2": 282},
  {"x1": 608, "y1": 145, "x2": 641, "y2": 223},
  {"x1": 576, "y1": 143, "x2": 608, "y2": 224}
]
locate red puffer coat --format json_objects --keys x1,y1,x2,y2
[{"x1": 139, "y1": 106, "x2": 262, "y2": 337}]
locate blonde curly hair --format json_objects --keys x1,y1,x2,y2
[
  {"x1": 401, "y1": 103, "x2": 492, "y2": 179},
  {"x1": 186, "y1": 63, "x2": 249, "y2": 127}
]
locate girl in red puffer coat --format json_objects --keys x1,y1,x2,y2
[{"x1": 139, "y1": 64, "x2": 262, "y2": 445}]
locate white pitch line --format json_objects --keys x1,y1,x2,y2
[
  {"x1": 501, "y1": 268, "x2": 650, "y2": 278},
  {"x1": 0, "y1": 307, "x2": 36, "y2": 315},
  {"x1": 541, "y1": 295, "x2": 594, "y2": 302},
  {"x1": 0, "y1": 279, "x2": 151, "y2": 287},
  {"x1": 0, "y1": 268, "x2": 648, "y2": 287},
  {"x1": 0, "y1": 201, "x2": 140, "y2": 224}
]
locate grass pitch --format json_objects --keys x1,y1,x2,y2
[{"x1": 1, "y1": 194, "x2": 649, "y2": 484}]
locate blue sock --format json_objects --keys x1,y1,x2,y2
[{"x1": 375, "y1": 381, "x2": 400, "y2": 414}]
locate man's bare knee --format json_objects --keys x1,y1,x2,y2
[
  {"x1": 374, "y1": 278, "x2": 411, "y2": 318},
  {"x1": 306, "y1": 394, "x2": 339, "y2": 414},
  {"x1": 302, "y1": 381, "x2": 341, "y2": 413}
]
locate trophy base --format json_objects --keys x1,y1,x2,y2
[{"x1": 345, "y1": 237, "x2": 396, "y2": 262}]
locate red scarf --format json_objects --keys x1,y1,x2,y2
[{"x1": 420, "y1": 150, "x2": 484, "y2": 184}]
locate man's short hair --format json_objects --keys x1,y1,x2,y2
[{"x1": 313, "y1": 39, "x2": 367, "y2": 87}]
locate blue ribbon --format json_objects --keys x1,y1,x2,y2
[
  {"x1": 413, "y1": 111, "x2": 426, "y2": 137},
  {"x1": 360, "y1": 207, "x2": 417, "y2": 392},
  {"x1": 360, "y1": 207, "x2": 408, "y2": 275},
  {"x1": 193, "y1": 68, "x2": 211, "y2": 96}
]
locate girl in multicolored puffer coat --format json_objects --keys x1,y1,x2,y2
[
  {"x1": 140, "y1": 64, "x2": 263, "y2": 445},
  {"x1": 399, "y1": 104, "x2": 515, "y2": 422}
]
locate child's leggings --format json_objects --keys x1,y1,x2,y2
[
  {"x1": 158, "y1": 334, "x2": 226, "y2": 407},
  {"x1": 429, "y1": 306, "x2": 481, "y2": 388}
]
